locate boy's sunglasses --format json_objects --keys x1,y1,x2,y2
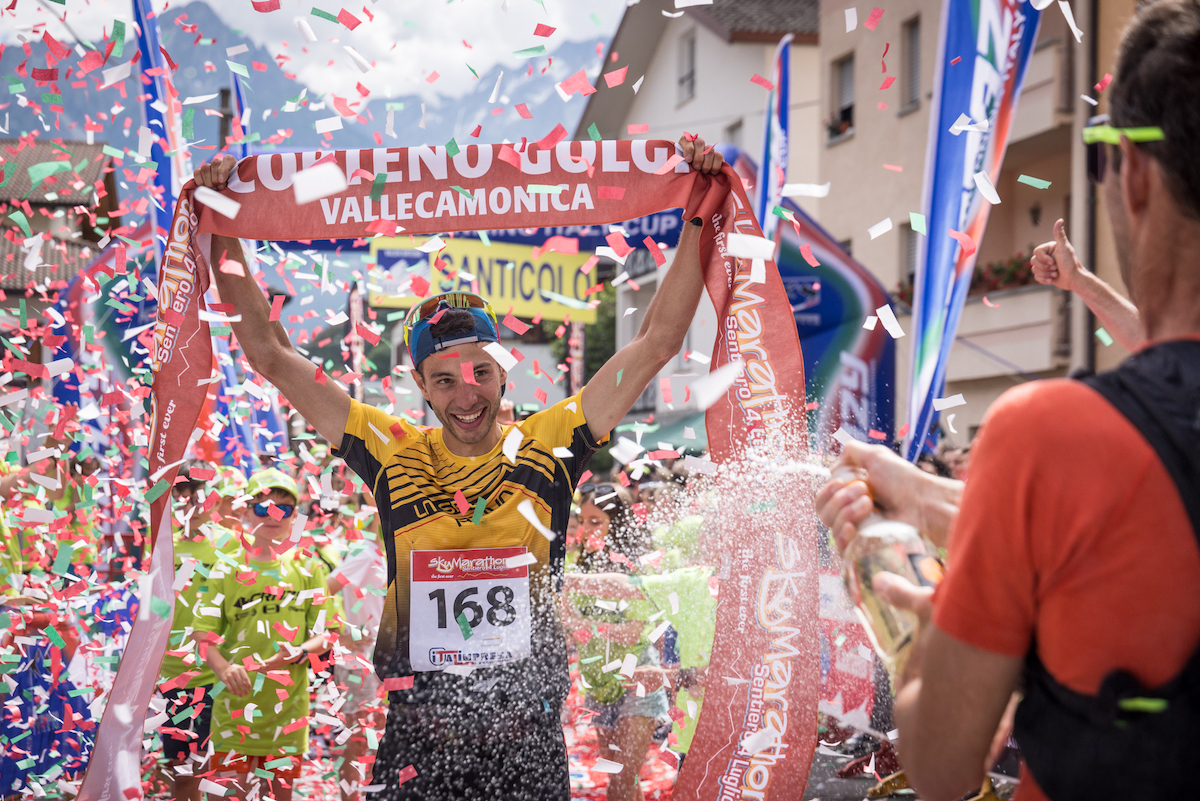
[
  {"x1": 253, "y1": 503, "x2": 295, "y2": 519},
  {"x1": 1082, "y1": 115, "x2": 1165, "y2": 184}
]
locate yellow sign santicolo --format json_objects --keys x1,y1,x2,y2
[{"x1": 368, "y1": 238, "x2": 598, "y2": 323}]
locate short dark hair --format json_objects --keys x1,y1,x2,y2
[{"x1": 1109, "y1": 0, "x2": 1200, "y2": 220}]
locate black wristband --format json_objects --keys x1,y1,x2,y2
[{"x1": 690, "y1": 217, "x2": 703, "y2": 226}]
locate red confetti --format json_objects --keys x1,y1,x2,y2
[
  {"x1": 880, "y1": 76, "x2": 896, "y2": 90},
  {"x1": 425, "y1": 71, "x2": 440, "y2": 84},
  {"x1": 398, "y1": 765, "x2": 418, "y2": 786},
  {"x1": 644, "y1": 236, "x2": 666, "y2": 266},
  {"x1": 388, "y1": 422, "x2": 407, "y2": 440},
  {"x1": 800, "y1": 243, "x2": 820, "y2": 267},
  {"x1": 337, "y1": 8, "x2": 361, "y2": 29},
  {"x1": 469, "y1": 125, "x2": 482, "y2": 137},
  {"x1": 514, "y1": 103, "x2": 532, "y2": 119},
  {"x1": 453, "y1": 489, "x2": 470, "y2": 515},
  {"x1": 882, "y1": 163, "x2": 903, "y2": 172},
  {"x1": 558, "y1": 69, "x2": 597, "y2": 97},
  {"x1": 534, "y1": 388, "x2": 548, "y2": 405},
  {"x1": 498, "y1": 144, "x2": 521, "y2": 169},
  {"x1": 251, "y1": 0, "x2": 280, "y2": 10},
  {"x1": 536, "y1": 123, "x2": 568, "y2": 151},
  {"x1": 805, "y1": 401, "x2": 820, "y2": 411},
  {"x1": 383, "y1": 675, "x2": 414, "y2": 691},
  {"x1": 627, "y1": 123, "x2": 649, "y2": 134},
  {"x1": 409, "y1": 275, "x2": 431, "y2": 297},
  {"x1": 1095, "y1": 73, "x2": 1113, "y2": 93},
  {"x1": 598, "y1": 186, "x2": 625, "y2": 200},
  {"x1": 868, "y1": 429, "x2": 888, "y2": 440},
  {"x1": 269, "y1": 295, "x2": 285, "y2": 321},
  {"x1": 356, "y1": 323, "x2": 380, "y2": 345},
  {"x1": 42, "y1": 31, "x2": 70, "y2": 60},
  {"x1": 460, "y1": 362, "x2": 480, "y2": 386},
  {"x1": 750, "y1": 74, "x2": 775, "y2": 91},
  {"x1": 982, "y1": 296, "x2": 999, "y2": 308},
  {"x1": 950, "y1": 56, "x2": 962, "y2": 65},
  {"x1": 864, "y1": 7, "x2": 884, "y2": 29},
  {"x1": 948, "y1": 229, "x2": 977, "y2": 257},
  {"x1": 898, "y1": 423, "x2": 911, "y2": 438},
  {"x1": 502, "y1": 313, "x2": 530, "y2": 335},
  {"x1": 534, "y1": 23, "x2": 556, "y2": 36},
  {"x1": 605, "y1": 231, "x2": 633, "y2": 257},
  {"x1": 603, "y1": 66, "x2": 628, "y2": 88},
  {"x1": 31, "y1": 68, "x2": 58, "y2": 81}
]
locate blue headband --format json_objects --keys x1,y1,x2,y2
[{"x1": 407, "y1": 303, "x2": 500, "y2": 368}]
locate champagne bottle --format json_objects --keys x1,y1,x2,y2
[{"x1": 833, "y1": 466, "x2": 944, "y2": 686}]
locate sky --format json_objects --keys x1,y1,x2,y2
[{"x1": 3, "y1": 0, "x2": 628, "y2": 106}]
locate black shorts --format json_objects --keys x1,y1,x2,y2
[
  {"x1": 160, "y1": 685, "x2": 213, "y2": 762},
  {"x1": 372, "y1": 699, "x2": 570, "y2": 801}
]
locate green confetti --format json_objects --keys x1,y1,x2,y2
[
  {"x1": 450, "y1": 185, "x2": 474, "y2": 198},
  {"x1": 1017, "y1": 174, "x2": 1052, "y2": 190},
  {"x1": 210, "y1": 325, "x2": 232, "y2": 336},
  {"x1": 45, "y1": 626, "x2": 66, "y2": 649},
  {"x1": 370, "y1": 172, "x2": 386, "y2": 202},
  {"x1": 526, "y1": 184, "x2": 564, "y2": 194},
  {"x1": 182, "y1": 107, "x2": 195, "y2": 140},
  {"x1": 18, "y1": 299, "x2": 25, "y2": 328},
  {"x1": 386, "y1": 101, "x2": 405, "y2": 110},
  {"x1": 616, "y1": 368, "x2": 623, "y2": 386},
  {"x1": 590, "y1": 12, "x2": 601, "y2": 25},
  {"x1": 110, "y1": 20, "x2": 126, "y2": 58},
  {"x1": 0, "y1": 162, "x2": 14, "y2": 188},
  {"x1": 466, "y1": 64, "x2": 478, "y2": 79},
  {"x1": 41, "y1": 93, "x2": 62, "y2": 105},
  {"x1": 514, "y1": 45, "x2": 547, "y2": 58},
  {"x1": 445, "y1": 137, "x2": 461, "y2": 157},
  {"x1": 7, "y1": 211, "x2": 31, "y2": 238},
  {"x1": 51, "y1": 544, "x2": 73, "y2": 576},
  {"x1": 478, "y1": 230, "x2": 491, "y2": 246},
  {"x1": 587, "y1": 122, "x2": 601, "y2": 142},
  {"x1": 226, "y1": 60, "x2": 250, "y2": 78},
  {"x1": 456, "y1": 611, "x2": 473, "y2": 640},
  {"x1": 264, "y1": 757, "x2": 294, "y2": 770},
  {"x1": 144, "y1": 478, "x2": 170, "y2": 502},
  {"x1": 538, "y1": 288, "x2": 591, "y2": 309},
  {"x1": 311, "y1": 7, "x2": 339, "y2": 22},
  {"x1": 471, "y1": 496, "x2": 486, "y2": 526},
  {"x1": 909, "y1": 212, "x2": 927, "y2": 234},
  {"x1": 102, "y1": 144, "x2": 126, "y2": 159},
  {"x1": 253, "y1": 768, "x2": 275, "y2": 780},
  {"x1": 1095, "y1": 327, "x2": 1114, "y2": 346}
]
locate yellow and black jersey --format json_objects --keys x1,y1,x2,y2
[{"x1": 332, "y1": 389, "x2": 606, "y2": 704}]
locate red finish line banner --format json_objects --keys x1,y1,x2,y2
[{"x1": 79, "y1": 140, "x2": 818, "y2": 801}]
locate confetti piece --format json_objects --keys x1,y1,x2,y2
[
  {"x1": 592, "y1": 759, "x2": 625, "y2": 774},
  {"x1": 269, "y1": 295, "x2": 285, "y2": 321},
  {"x1": 1095, "y1": 73, "x2": 1113, "y2": 93},
  {"x1": 598, "y1": 186, "x2": 625, "y2": 200},
  {"x1": 909, "y1": 212, "x2": 927, "y2": 234},
  {"x1": 194, "y1": 186, "x2": 241, "y2": 220},
  {"x1": 1018, "y1": 174, "x2": 1052, "y2": 189},
  {"x1": 948, "y1": 229, "x2": 977, "y2": 257},
  {"x1": 741, "y1": 726, "x2": 781, "y2": 755},
  {"x1": 383, "y1": 676, "x2": 414, "y2": 691},
  {"x1": 294, "y1": 161, "x2": 347, "y2": 203},
  {"x1": 783, "y1": 182, "x2": 831, "y2": 198},
  {"x1": 472, "y1": 496, "x2": 487, "y2": 526},
  {"x1": 863, "y1": 316, "x2": 878, "y2": 330},
  {"x1": 251, "y1": 0, "x2": 280, "y2": 10},
  {"x1": 1059, "y1": 0, "x2": 1084, "y2": 42},
  {"x1": 932, "y1": 393, "x2": 966, "y2": 411},
  {"x1": 1095, "y1": 327, "x2": 1114, "y2": 346},
  {"x1": 537, "y1": 123, "x2": 569, "y2": 150},
  {"x1": 316, "y1": 116, "x2": 344, "y2": 134},
  {"x1": 950, "y1": 56, "x2": 962, "y2": 65},
  {"x1": 604, "y1": 66, "x2": 628, "y2": 88},
  {"x1": 559, "y1": 69, "x2": 597, "y2": 97},
  {"x1": 344, "y1": 46, "x2": 372, "y2": 73},
  {"x1": 502, "y1": 427, "x2": 524, "y2": 464},
  {"x1": 982, "y1": 296, "x2": 999, "y2": 307},
  {"x1": 482, "y1": 342, "x2": 519, "y2": 372},
  {"x1": 517, "y1": 499, "x2": 555, "y2": 540},
  {"x1": 534, "y1": 23, "x2": 556, "y2": 36},
  {"x1": 514, "y1": 45, "x2": 547, "y2": 58},
  {"x1": 337, "y1": 8, "x2": 361, "y2": 29},
  {"x1": 882, "y1": 163, "x2": 903, "y2": 172},
  {"x1": 199, "y1": 779, "x2": 228, "y2": 796},
  {"x1": 880, "y1": 76, "x2": 896, "y2": 90},
  {"x1": 949, "y1": 113, "x2": 989, "y2": 135},
  {"x1": 627, "y1": 124, "x2": 649, "y2": 134},
  {"x1": 506, "y1": 552, "x2": 538, "y2": 569},
  {"x1": 864, "y1": 7, "x2": 885, "y2": 29},
  {"x1": 875, "y1": 304, "x2": 905, "y2": 338},
  {"x1": 725, "y1": 233, "x2": 775, "y2": 259},
  {"x1": 398, "y1": 765, "x2": 418, "y2": 786},
  {"x1": 453, "y1": 489, "x2": 470, "y2": 516},
  {"x1": 644, "y1": 237, "x2": 666, "y2": 266},
  {"x1": 691, "y1": 361, "x2": 745, "y2": 411},
  {"x1": 800, "y1": 243, "x2": 820, "y2": 267},
  {"x1": 633, "y1": 75, "x2": 645, "y2": 93},
  {"x1": 846, "y1": 8, "x2": 858, "y2": 31},
  {"x1": 973, "y1": 170, "x2": 1001, "y2": 204},
  {"x1": 296, "y1": 17, "x2": 318, "y2": 42},
  {"x1": 515, "y1": 103, "x2": 533, "y2": 119},
  {"x1": 654, "y1": 153, "x2": 685, "y2": 175},
  {"x1": 868, "y1": 217, "x2": 893, "y2": 239},
  {"x1": 751, "y1": 74, "x2": 775, "y2": 90}
]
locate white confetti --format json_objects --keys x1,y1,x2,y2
[
  {"x1": 725, "y1": 233, "x2": 775, "y2": 260},
  {"x1": 782, "y1": 182, "x2": 831, "y2": 198},
  {"x1": 933, "y1": 393, "x2": 966, "y2": 411},
  {"x1": 741, "y1": 726, "x2": 781, "y2": 755},
  {"x1": 343, "y1": 45, "x2": 372, "y2": 73},
  {"x1": 592, "y1": 758, "x2": 625, "y2": 774},
  {"x1": 293, "y1": 161, "x2": 347, "y2": 204},
  {"x1": 505, "y1": 552, "x2": 538, "y2": 569},
  {"x1": 868, "y1": 217, "x2": 893, "y2": 240},
  {"x1": 315, "y1": 116, "x2": 344, "y2": 134},
  {"x1": 517, "y1": 499, "x2": 555, "y2": 540},
  {"x1": 690, "y1": 360, "x2": 745, "y2": 411},
  {"x1": 194, "y1": 186, "x2": 242, "y2": 220},
  {"x1": 482, "y1": 341, "x2": 518, "y2": 372},
  {"x1": 1059, "y1": 0, "x2": 1084, "y2": 42},
  {"x1": 502, "y1": 427, "x2": 524, "y2": 464},
  {"x1": 863, "y1": 315, "x2": 878, "y2": 330},
  {"x1": 845, "y1": 7, "x2": 858, "y2": 31},
  {"x1": 295, "y1": 17, "x2": 318, "y2": 43},
  {"x1": 875, "y1": 304, "x2": 904, "y2": 338},
  {"x1": 973, "y1": 171, "x2": 1001, "y2": 204}
]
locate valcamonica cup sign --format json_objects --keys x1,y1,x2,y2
[{"x1": 78, "y1": 139, "x2": 819, "y2": 801}]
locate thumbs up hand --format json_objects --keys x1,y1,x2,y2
[{"x1": 1031, "y1": 218, "x2": 1087, "y2": 292}]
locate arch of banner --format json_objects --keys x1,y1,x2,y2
[{"x1": 78, "y1": 139, "x2": 820, "y2": 801}]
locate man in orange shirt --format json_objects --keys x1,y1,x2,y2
[{"x1": 816, "y1": 1, "x2": 1200, "y2": 798}]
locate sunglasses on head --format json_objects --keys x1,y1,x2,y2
[
  {"x1": 579, "y1": 483, "x2": 618, "y2": 497},
  {"x1": 402, "y1": 291, "x2": 497, "y2": 347},
  {"x1": 1083, "y1": 115, "x2": 1166, "y2": 184},
  {"x1": 253, "y1": 502, "x2": 295, "y2": 519}
]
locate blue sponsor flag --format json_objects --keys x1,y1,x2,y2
[
  {"x1": 904, "y1": 0, "x2": 1042, "y2": 459},
  {"x1": 756, "y1": 35, "x2": 793, "y2": 241}
]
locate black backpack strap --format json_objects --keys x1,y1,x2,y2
[{"x1": 1081, "y1": 340, "x2": 1200, "y2": 538}]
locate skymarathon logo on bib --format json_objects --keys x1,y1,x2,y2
[{"x1": 431, "y1": 554, "x2": 510, "y2": 575}]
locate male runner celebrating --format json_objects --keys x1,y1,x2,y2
[{"x1": 194, "y1": 135, "x2": 724, "y2": 800}]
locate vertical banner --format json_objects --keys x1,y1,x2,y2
[
  {"x1": 904, "y1": 0, "x2": 1042, "y2": 459},
  {"x1": 755, "y1": 34, "x2": 793, "y2": 241},
  {"x1": 79, "y1": 141, "x2": 817, "y2": 799},
  {"x1": 347, "y1": 282, "x2": 366, "y2": 402}
]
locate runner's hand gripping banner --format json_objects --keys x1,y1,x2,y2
[{"x1": 79, "y1": 140, "x2": 818, "y2": 800}]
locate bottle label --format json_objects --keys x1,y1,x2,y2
[{"x1": 908, "y1": 553, "x2": 945, "y2": 588}]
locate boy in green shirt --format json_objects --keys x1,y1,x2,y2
[
  {"x1": 194, "y1": 469, "x2": 339, "y2": 801},
  {"x1": 158, "y1": 460, "x2": 242, "y2": 801}
]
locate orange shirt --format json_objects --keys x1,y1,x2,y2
[{"x1": 933, "y1": 378, "x2": 1200, "y2": 801}]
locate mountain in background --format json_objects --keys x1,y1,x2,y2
[{"x1": 2, "y1": 0, "x2": 606, "y2": 155}]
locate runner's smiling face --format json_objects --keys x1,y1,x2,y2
[{"x1": 414, "y1": 341, "x2": 508, "y2": 457}]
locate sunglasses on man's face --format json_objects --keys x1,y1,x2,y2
[
  {"x1": 1082, "y1": 116, "x2": 1166, "y2": 184},
  {"x1": 253, "y1": 503, "x2": 295, "y2": 519}
]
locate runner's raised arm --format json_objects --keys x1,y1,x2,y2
[
  {"x1": 195, "y1": 155, "x2": 351, "y2": 449},
  {"x1": 581, "y1": 136, "x2": 724, "y2": 440}
]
